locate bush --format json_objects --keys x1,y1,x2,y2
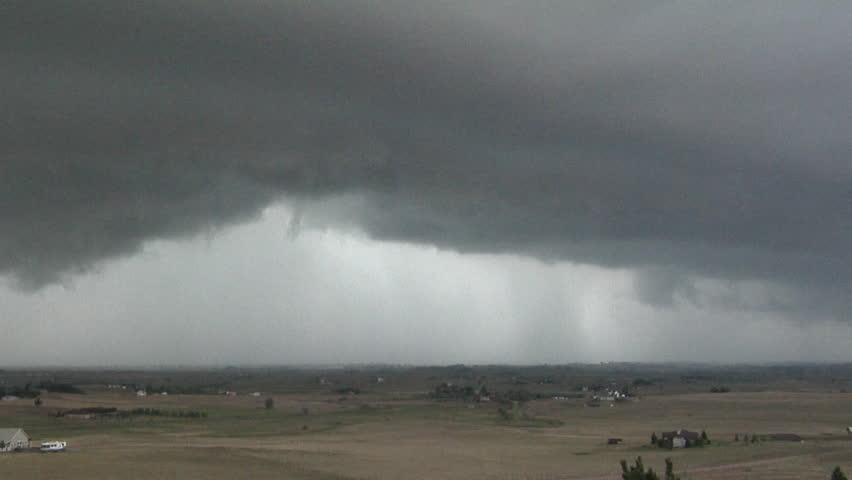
[
  {"x1": 265, "y1": 397, "x2": 274, "y2": 409},
  {"x1": 832, "y1": 467, "x2": 848, "y2": 480}
]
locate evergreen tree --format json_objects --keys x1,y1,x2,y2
[
  {"x1": 651, "y1": 432, "x2": 658, "y2": 445},
  {"x1": 734, "y1": 433, "x2": 739, "y2": 442},
  {"x1": 832, "y1": 467, "x2": 849, "y2": 480},
  {"x1": 620, "y1": 457, "x2": 661, "y2": 480},
  {"x1": 664, "y1": 458, "x2": 680, "y2": 480},
  {"x1": 701, "y1": 430, "x2": 709, "y2": 444}
]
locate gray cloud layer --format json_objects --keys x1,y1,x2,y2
[{"x1": 2, "y1": 1, "x2": 850, "y2": 317}]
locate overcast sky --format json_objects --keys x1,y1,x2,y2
[{"x1": 1, "y1": 1, "x2": 850, "y2": 366}]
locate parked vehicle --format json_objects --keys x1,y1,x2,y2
[{"x1": 40, "y1": 441, "x2": 66, "y2": 452}]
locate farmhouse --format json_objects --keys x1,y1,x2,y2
[
  {"x1": 661, "y1": 429, "x2": 700, "y2": 448},
  {"x1": 0, "y1": 428, "x2": 31, "y2": 452}
]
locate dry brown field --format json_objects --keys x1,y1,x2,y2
[{"x1": 1, "y1": 385, "x2": 850, "y2": 480}]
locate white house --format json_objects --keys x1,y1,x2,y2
[{"x1": 0, "y1": 428, "x2": 31, "y2": 452}]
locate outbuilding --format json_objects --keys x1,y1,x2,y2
[
  {"x1": 661, "y1": 429, "x2": 700, "y2": 448},
  {"x1": 0, "y1": 428, "x2": 31, "y2": 452}
]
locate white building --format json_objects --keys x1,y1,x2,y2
[
  {"x1": 136, "y1": 390, "x2": 147, "y2": 397},
  {"x1": 0, "y1": 428, "x2": 31, "y2": 452}
]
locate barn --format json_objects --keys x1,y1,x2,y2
[
  {"x1": 0, "y1": 428, "x2": 31, "y2": 452},
  {"x1": 661, "y1": 429, "x2": 700, "y2": 448}
]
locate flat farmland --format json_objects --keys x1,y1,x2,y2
[{"x1": 1, "y1": 383, "x2": 850, "y2": 479}]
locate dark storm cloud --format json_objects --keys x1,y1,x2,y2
[{"x1": 1, "y1": 1, "x2": 850, "y2": 314}]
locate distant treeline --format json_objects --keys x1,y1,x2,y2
[
  {"x1": 126, "y1": 408, "x2": 207, "y2": 418},
  {"x1": 144, "y1": 384, "x2": 214, "y2": 395},
  {"x1": 431, "y1": 383, "x2": 547, "y2": 403},
  {"x1": 0, "y1": 384, "x2": 40, "y2": 398},
  {"x1": 50, "y1": 406, "x2": 207, "y2": 419},
  {"x1": 431, "y1": 383, "x2": 480, "y2": 400},
  {"x1": 334, "y1": 387, "x2": 361, "y2": 395},
  {"x1": 52, "y1": 407, "x2": 117, "y2": 417},
  {"x1": 65, "y1": 407, "x2": 116, "y2": 415},
  {"x1": 0, "y1": 382, "x2": 82, "y2": 397},
  {"x1": 39, "y1": 381, "x2": 86, "y2": 394}
]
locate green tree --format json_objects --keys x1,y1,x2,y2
[
  {"x1": 664, "y1": 458, "x2": 680, "y2": 480},
  {"x1": 620, "y1": 457, "x2": 661, "y2": 480},
  {"x1": 651, "y1": 432, "x2": 658, "y2": 445},
  {"x1": 34, "y1": 397, "x2": 42, "y2": 407},
  {"x1": 265, "y1": 397, "x2": 274, "y2": 409},
  {"x1": 832, "y1": 467, "x2": 849, "y2": 480},
  {"x1": 0, "y1": 440, "x2": 6, "y2": 450},
  {"x1": 751, "y1": 433, "x2": 758, "y2": 443},
  {"x1": 701, "y1": 430, "x2": 709, "y2": 444},
  {"x1": 734, "y1": 433, "x2": 739, "y2": 442}
]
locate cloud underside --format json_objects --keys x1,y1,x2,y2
[{"x1": 1, "y1": 1, "x2": 850, "y2": 317}]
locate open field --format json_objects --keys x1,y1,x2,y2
[{"x1": 1, "y1": 365, "x2": 851, "y2": 479}]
